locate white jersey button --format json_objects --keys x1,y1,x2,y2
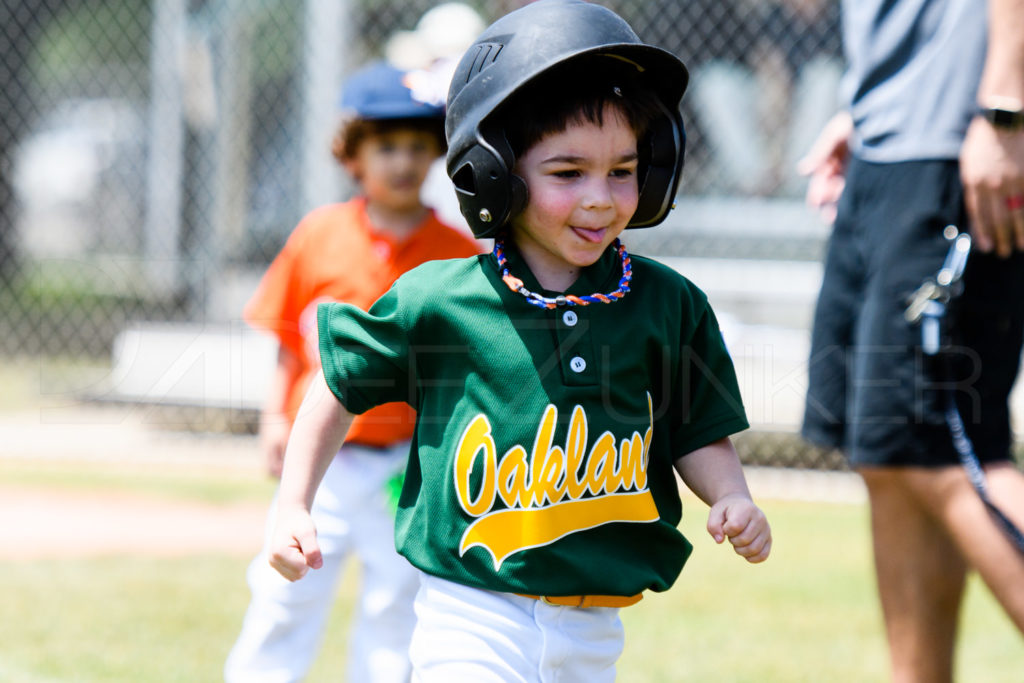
[
  {"x1": 562, "y1": 310, "x2": 578, "y2": 327},
  {"x1": 569, "y1": 356, "x2": 587, "y2": 373}
]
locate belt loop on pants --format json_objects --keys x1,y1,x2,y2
[{"x1": 517, "y1": 593, "x2": 643, "y2": 608}]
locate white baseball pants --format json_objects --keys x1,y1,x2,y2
[
  {"x1": 409, "y1": 573, "x2": 625, "y2": 683},
  {"x1": 225, "y1": 443, "x2": 418, "y2": 683}
]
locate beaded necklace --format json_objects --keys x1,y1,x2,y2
[{"x1": 493, "y1": 237, "x2": 632, "y2": 309}]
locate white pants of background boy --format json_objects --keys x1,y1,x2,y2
[{"x1": 225, "y1": 443, "x2": 417, "y2": 683}]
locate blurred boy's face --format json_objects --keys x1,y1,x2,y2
[
  {"x1": 510, "y1": 105, "x2": 639, "y2": 278},
  {"x1": 346, "y1": 129, "x2": 441, "y2": 213}
]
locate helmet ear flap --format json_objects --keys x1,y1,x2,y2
[
  {"x1": 447, "y1": 129, "x2": 529, "y2": 238},
  {"x1": 630, "y1": 101, "x2": 685, "y2": 228},
  {"x1": 490, "y1": 131, "x2": 529, "y2": 225},
  {"x1": 509, "y1": 174, "x2": 528, "y2": 221}
]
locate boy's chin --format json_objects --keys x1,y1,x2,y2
[
  {"x1": 565, "y1": 247, "x2": 610, "y2": 268},
  {"x1": 377, "y1": 197, "x2": 425, "y2": 213}
]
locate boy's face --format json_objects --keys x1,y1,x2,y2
[
  {"x1": 346, "y1": 128, "x2": 441, "y2": 213},
  {"x1": 510, "y1": 105, "x2": 639, "y2": 274}
]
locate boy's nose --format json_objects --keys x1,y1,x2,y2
[
  {"x1": 393, "y1": 149, "x2": 417, "y2": 168},
  {"x1": 581, "y1": 180, "x2": 614, "y2": 210}
]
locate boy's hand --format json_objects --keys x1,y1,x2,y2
[
  {"x1": 706, "y1": 494, "x2": 772, "y2": 564},
  {"x1": 268, "y1": 505, "x2": 323, "y2": 581}
]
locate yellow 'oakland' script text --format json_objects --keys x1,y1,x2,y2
[{"x1": 454, "y1": 394, "x2": 659, "y2": 569}]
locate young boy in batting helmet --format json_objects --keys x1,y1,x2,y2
[
  {"x1": 268, "y1": 1, "x2": 771, "y2": 679},
  {"x1": 226, "y1": 61, "x2": 480, "y2": 683}
]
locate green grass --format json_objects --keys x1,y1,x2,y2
[
  {"x1": 619, "y1": 500, "x2": 884, "y2": 682},
  {"x1": 0, "y1": 460, "x2": 1020, "y2": 682},
  {"x1": 0, "y1": 554, "x2": 359, "y2": 682}
]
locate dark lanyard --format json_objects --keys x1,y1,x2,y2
[{"x1": 906, "y1": 226, "x2": 1024, "y2": 556}]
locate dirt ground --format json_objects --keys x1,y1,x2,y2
[
  {"x1": 0, "y1": 403, "x2": 867, "y2": 561},
  {"x1": 0, "y1": 486, "x2": 267, "y2": 560},
  {"x1": 0, "y1": 404, "x2": 269, "y2": 560}
]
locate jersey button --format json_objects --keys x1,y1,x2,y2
[
  {"x1": 569, "y1": 356, "x2": 587, "y2": 373},
  {"x1": 562, "y1": 310, "x2": 578, "y2": 327}
]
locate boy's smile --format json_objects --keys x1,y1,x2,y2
[{"x1": 510, "y1": 105, "x2": 639, "y2": 291}]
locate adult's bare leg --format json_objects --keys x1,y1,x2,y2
[
  {"x1": 903, "y1": 462, "x2": 1024, "y2": 632},
  {"x1": 859, "y1": 467, "x2": 968, "y2": 683}
]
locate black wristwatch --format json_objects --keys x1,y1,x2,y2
[{"x1": 979, "y1": 104, "x2": 1024, "y2": 131}]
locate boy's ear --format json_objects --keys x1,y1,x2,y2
[{"x1": 342, "y1": 158, "x2": 362, "y2": 182}]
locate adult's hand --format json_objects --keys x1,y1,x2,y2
[
  {"x1": 960, "y1": 117, "x2": 1024, "y2": 257},
  {"x1": 797, "y1": 111, "x2": 853, "y2": 225}
]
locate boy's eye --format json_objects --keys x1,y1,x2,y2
[
  {"x1": 611, "y1": 168, "x2": 635, "y2": 178},
  {"x1": 552, "y1": 169, "x2": 581, "y2": 179}
]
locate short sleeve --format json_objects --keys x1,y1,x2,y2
[
  {"x1": 671, "y1": 303, "x2": 749, "y2": 456},
  {"x1": 316, "y1": 285, "x2": 416, "y2": 415}
]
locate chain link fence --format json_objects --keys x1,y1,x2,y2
[{"x1": 1, "y1": 0, "x2": 859, "y2": 466}]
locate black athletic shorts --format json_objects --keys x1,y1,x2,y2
[{"x1": 802, "y1": 158, "x2": 1024, "y2": 468}]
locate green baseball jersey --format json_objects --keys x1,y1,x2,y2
[{"x1": 317, "y1": 244, "x2": 748, "y2": 597}]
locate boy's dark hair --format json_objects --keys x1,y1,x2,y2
[
  {"x1": 331, "y1": 117, "x2": 447, "y2": 164},
  {"x1": 496, "y1": 58, "x2": 664, "y2": 162}
]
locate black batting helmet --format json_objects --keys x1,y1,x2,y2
[{"x1": 445, "y1": 0, "x2": 688, "y2": 238}]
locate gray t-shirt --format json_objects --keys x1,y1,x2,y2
[{"x1": 841, "y1": 0, "x2": 986, "y2": 162}]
